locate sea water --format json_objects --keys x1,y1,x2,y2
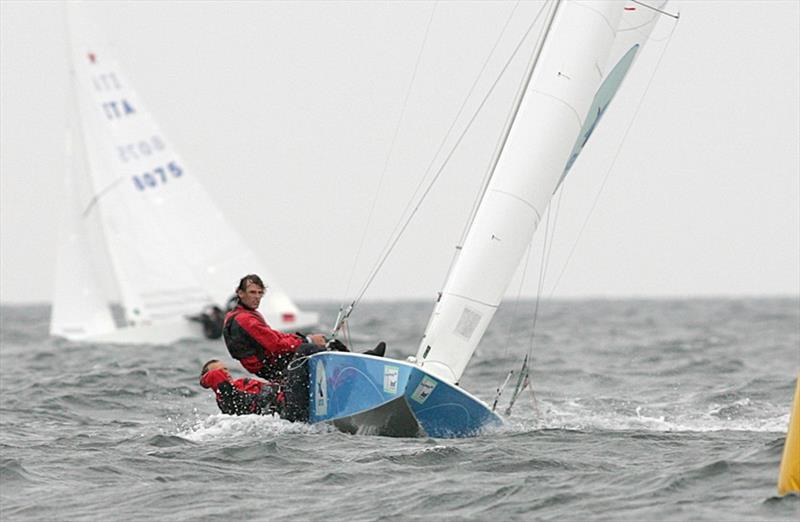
[{"x1": 1, "y1": 299, "x2": 798, "y2": 521}]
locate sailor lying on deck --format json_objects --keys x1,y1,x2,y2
[
  {"x1": 199, "y1": 359, "x2": 282, "y2": 416},
  {"x1": 198, "y1": 355, "x2": 349, "y2": 422}
]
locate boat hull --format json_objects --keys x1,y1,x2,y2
[
  {"x1": 308, "y1": 352, "x2": 502, "y2": 438},
  {"x1": 56, "y1": 310, "x2": 319, "y2": 345}
]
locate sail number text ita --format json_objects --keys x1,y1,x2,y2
[
  {"x1": 92, "y1": 72, "x2": 137, "y2": 120},
  {"x1": 132, "y1": 161, "x2": 184, "y2": 191}
]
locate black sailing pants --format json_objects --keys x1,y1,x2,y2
[{"x1": 282, "y1": 344, "x2": 327, "y2": 422}]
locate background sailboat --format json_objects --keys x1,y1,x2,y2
[
  {"x1": 308, "y1": 0, "x2": 671, "y2": 437},
  {"x1": 50, "y1": 7, "x2": 318, "y2": 344}
]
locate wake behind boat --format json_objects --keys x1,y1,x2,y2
[{"x1": 50, "y1": 6, "x2": 318, "y2": 345}]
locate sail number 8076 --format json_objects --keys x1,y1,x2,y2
[{"x1": 132, "y1": 161, "x2": 183, "y2": 190}]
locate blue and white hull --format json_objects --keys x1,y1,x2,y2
[{"x1": 307, "y1": 352, "x2": 503, "y2": 438}]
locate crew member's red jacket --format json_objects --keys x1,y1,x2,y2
[
  {"x1": 199, "y1": 367, "x2": 283, "y2": 415},
  {"x1": 223, "y1": 304, "x2": 305, "y2": 380}
]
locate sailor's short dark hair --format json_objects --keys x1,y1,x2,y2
[
  {"x1": 201, "y1": 359, "x2": 220, "y2": 377},
  {"x1": 237, "y1": 274, "x2": 265, "y2": 292}
]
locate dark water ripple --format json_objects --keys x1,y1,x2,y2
[{"x1": 0, "y1": 299, "x2": 798, "y2": 521}]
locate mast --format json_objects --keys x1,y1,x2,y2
[
  {"x1": 444, "y1": 0, "x2": 562, "y2": 285},
  {"x1": 478, "y1": 0, "x2": 562, "y2": 208}
]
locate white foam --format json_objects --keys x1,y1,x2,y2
[
  {"x1": 501, "y1": 399, "x2": 792, "y2": 434},
  {"x1": 176, "y1": 413, "x2": 334, "y2": 442}
]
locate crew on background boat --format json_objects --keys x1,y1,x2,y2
[{"x1": 187, "y1": 305, "x2": 225, "y2": 339}]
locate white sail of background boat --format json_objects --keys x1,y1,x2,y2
[
  {"x1": 50, "y1": 7, "x2": 319, "y2": 344},
  {"x1": 308, "y1": 0, "x2": 672, "y2": 437}
]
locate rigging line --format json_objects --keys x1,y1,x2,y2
[
  {"x1": 546, "y1": 16, "x2": 680, "y2": 298},
  {"x1": 540, "y1": 184, "x2": 566, "y2": 293},
  {"x1": 491, "y1": 370, "x2": 514, "y2": 412},
  {"x1": 503, "y1": 150, "x2": 564, "y2": 360},
  {"x1": 631, "y1": 0, "x2": 680, "y2": 20},
  {"x1": 505, "y1": 205, "x2": 554, "y2": 416},
  {"x1": 376, "y1": 0, "x2": 523, "y2": 272},
  {"x1": 337, "y1": 2, "x2": 438, "y2": 311},
  {"x1": 457, "y1": 0, "x2": 536, "y2": 247},
  {"x1": 506, "y1": 203, "x2": 553, "y2": 417},
  {"x1": 81, "y1": 178, "x2": 124, "y2": 217},
  {"x1": 527, "y1": 202, "x2": 553, "y2": 356},
  {"x1": 502, "y1": 239, "x2": 534, "y2": 359},
  {"x1": 352, "y1": 1, "x2": 557, "y2": 307},
  {"x1": 498, "y1": 189, "x2": 558, "y2": 412},
  {"x1": 65, "y1": 6, "x2": 124, "y2": 221},
  {"x1": 458, "y1": 0, "x2": 560, "y2": 247}
]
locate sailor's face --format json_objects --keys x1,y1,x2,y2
[
  {"x1": 238, "y1": 282, "x2": 264, "y2": 309},
  {"x1": 206, "y1": 361, "x2": 231, "y2": 378}
]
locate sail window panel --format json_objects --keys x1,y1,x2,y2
[
  {"x1": 454, "y1": 307, "x2": 482, "y2": 340},
  {"x1": 419, "y1": 295, "x2": 496, "y2": 383}
]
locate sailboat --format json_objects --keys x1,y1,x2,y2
[
  {"x1": 50, "y1": 7, "x2": 319, "y2": 345},
  {"x1": 307, "y1": 0, "x2": 670, "y2": 437}
]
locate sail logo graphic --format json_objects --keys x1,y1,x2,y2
[
  {"x1": 314, "y1": 360, "x2": 327, "y2": 416},
  {"x1": 411, "y1": 377, "x2": 437, "y2": 404},
  {"x1": 383, "y1": 366, "x2": 399, "y2": 394},
  {"x1": 557, "y1": 44, "x2": 640, "y2": 190}
]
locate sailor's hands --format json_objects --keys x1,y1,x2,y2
[
  {"x1": 307, "y1": 333, "x2": 327, "y2": 346},
  {"x1": 326, "y1": 338, "x2": 349, "y2": 352}
]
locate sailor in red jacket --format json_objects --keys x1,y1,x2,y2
[
  {"x1": 199, "y1": 359, "x2": 283, "y2": 415},
  {"x1": 223, "y1": 274, "x2": 329, "y2": 381},
  {"x1": 222, "y1": 274, "x2": 387, "y2": 422}
]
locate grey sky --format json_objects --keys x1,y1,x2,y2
[{"x1": 1, "y1": 0, "x2": 798, "y2": 304}]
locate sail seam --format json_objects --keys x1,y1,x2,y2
[
  {"x1": 489, "y1": 188, "x2": 543, "y2": 223},
  {"x1": 573, "y1": 2, "x2": 618, "y2": 34},
  {"x1": 441, "y1": 292, "x2": 500, "y2": 310},
  {"x1": 529, "y1": 88, "x2": 582, "y2": 127}
]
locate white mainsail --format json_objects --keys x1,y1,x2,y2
[
  {"x1": 50, "y1": 97, "x2": 117, "y2": 340},
  {"x1": 51, "y1": 7, "x2": 318, "y2": 343},
  {"x1": 416, "y1": 0, "x2": 665, "y2": 383}
]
